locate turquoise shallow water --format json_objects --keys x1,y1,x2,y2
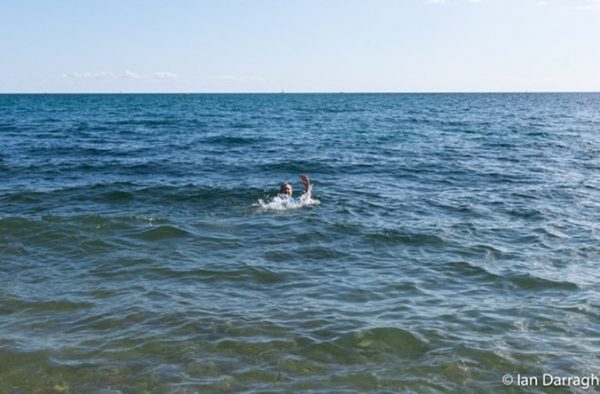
[{"x1": 1, "y1": 93, "x2": 599, "y2": 393}]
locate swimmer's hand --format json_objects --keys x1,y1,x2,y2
[{"x1": 300, "y1": 175, "x2": 310, "y2": 191}]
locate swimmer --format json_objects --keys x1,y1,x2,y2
[
  {"x1": 258, "y1": 174, "x2": 316, "y2": 209},
  {"x1": 279, "y1": 175, "x2": 311, "y2": 200}
]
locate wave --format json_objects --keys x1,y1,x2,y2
[
  {"x1": 100, "y1": 190, "x2": 135, "y2": 202},
  {"x1": 305, "y1": 326, "x2": 429, "y2": 361},
  {"x1": 0, "y1": 215, "x2": 168, "y2": 242},
  {"x1": 364, "y1": 228, "x2": 445, "y2": 247},
  {"x1": 203, "y1": 135, "x2": 270, "y2": 146},
  {"x1": 26, "y1": 145, "x2": 154, "y2": 158},
  {"x1": 585, "y1": 147, "x2": 600, "y2": 154},
  {"x1": 440, "y1": 260, "x2": 501, "y2": 282},
  {"x1": 0, "y1": 182, "x2": 267, "y2": 209},
  {"x1": 147, "y1": 265, "x2": 289, "y2": 285},
  {"x1": 134, "y1": 225, "x2": 192, "y2": 240},
  {"x1": 439, "y1": 261, "x2": 579, "y2": 290},
  {"x1": 104, "y1": 118, "x2": 181, "y2": 127},
  {"x1": 257, "y1": 160, "x2": 338, "y2": 175},
  {"x1": 2, "y1": 298, "x2": 94, "y2": 314},
  {"x1": 506, "y1": 273, "x2": 579, "y2": 290}
]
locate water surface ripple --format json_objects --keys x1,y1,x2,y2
[{"x1": 1, "y1": 93, "x2": 599, "y2": 392}]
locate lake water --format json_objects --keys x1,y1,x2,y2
[{"x1": 1, "y1": 93, "x2": 599, "y2": 392}]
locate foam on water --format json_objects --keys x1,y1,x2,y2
[{"x1": 257, "y1": 185, "x2": 320, "y2": 210}]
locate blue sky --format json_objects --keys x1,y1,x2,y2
[{"x1": 1, "y1": 0, "x2": 599, "y2": 92}]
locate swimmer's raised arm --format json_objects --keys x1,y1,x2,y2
[{"x1": 300, "y1": 175, "x2": 310, "y2": 192}]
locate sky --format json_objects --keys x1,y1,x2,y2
[{"x1": 0, "y1": 0, "x2": 599, "y2": 93}]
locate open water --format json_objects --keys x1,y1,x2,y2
[{"x1": 1, "y1": 93, "x2": 599, "y2": 393}]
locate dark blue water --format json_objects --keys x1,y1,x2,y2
[{"x1": 1, "y1": 93, "x2": 599, "y2": 392}]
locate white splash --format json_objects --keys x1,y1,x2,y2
[{"x1": 257, "y1": 187, "x2": 319, "y2": 211}]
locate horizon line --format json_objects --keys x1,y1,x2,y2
[{"x1": 1, "y1": 90, "x2": 600, "y2": 95}]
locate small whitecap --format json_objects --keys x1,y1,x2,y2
[{"x1": 257, "y1": 192, "x2": 319, "y2": 211}]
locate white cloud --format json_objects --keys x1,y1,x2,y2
[
  {"x1": 62, "y1": 71, "x2": 117, "y2": 79},
  {"x1": 123, "y1": 70, "x2": 142, "y2": 79},
  {"x1": 152, "y1": 71, "x2": 180, "y2": 79},
  {"x1": 61, "y1": 71, "x2": 265, "y2": 86},
  {"x1": 62, "y1": 70, "x2": 156, "y2": 80},
  {"x1": 537, "y1": 1, "x2": 549, "y2": 6},
  {"x1": 576, "y1": 0, "x2": 600, "y2": 10}
]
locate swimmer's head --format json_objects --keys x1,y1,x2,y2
[{"x1": 280, "y1": 182, "x2": 292, "y2": 196}]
